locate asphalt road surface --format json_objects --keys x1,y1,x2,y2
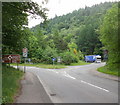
[{"x1": 16, "y1": 63, "x2": 118, "y2": 103}]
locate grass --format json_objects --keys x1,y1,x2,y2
[
  {"x1": 2, "y1": 65, "x2": 24, "y2": 103},
  {"x1": 36, "y1": 64, "x2": 66, "y2": 69},
  {"x1": 97, "y1": 66, "x2": 119, "y2": 77},
  {"x1": 11, "y1": 63, "x2": 66, "y2": 69},
  {"x1": 10, "y1": 63, "x2": 35, "y2": 67},
  {"x1": 11, "y1": 60, "x2": 89, "y2": 69},
  {"x1": 70, "y1": 60, "x2": 90, "y2": 66}
]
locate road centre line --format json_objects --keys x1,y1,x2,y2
[
  {"x1": 46, "y1": 70, "x2": 110, "y2": 93},
  {"x1": 37, "y1": 69, "x2": 110, "y2": 93},
  {"x1": 81, "y1": 80, "x2": 109, "y2": 92},
  {"x1": 63, "y1": 71, "x2": 109, "y2": 92}
]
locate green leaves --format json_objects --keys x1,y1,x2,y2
[
  {"x1": 99, "y1": 3, "x2": 119, "y2": 70},
  {"x1": 60, "y1": 51, "x2": 79, "y2": 65},
  {"x1": 2, "y1": 2, "x2": 47, "y2": 54},
  {"x1": 29, "y1": 2, "x2": 116, "y2": 64},
  {"x1": 42, "y1": 46, "x2": 58, "y2": 64}
]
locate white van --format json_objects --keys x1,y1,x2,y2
[{"x1": 95, "y1": 55, "x2": 101, "y2": 63}]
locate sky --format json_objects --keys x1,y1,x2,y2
[{"x1": 28, "y1": 0, "x2": 118, "y2": 28}]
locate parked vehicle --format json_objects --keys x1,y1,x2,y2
[
  {"x1": 95, "y1": 55, "x2": 101, "y2": 63},
  {"x1": 85, "y1": 55, "x2": 101, "y2": 63}
]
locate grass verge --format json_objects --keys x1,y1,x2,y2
[
  {"x1": 11, "y1": 63, "x2": 66, "y2": 69},
  {"x1": 2, "y1": 65, "x2": 24, "y2": 103},
  {"x1": 97, "y1": 66, "x2": 119, "y2": 77},
  {"x1": 36, "y1": 64, "x2": 66, "y2": 69},
  {"x1": 70, "y1": 60, "x2": 90, "y2": 66},
  {"x1": 11, "y1": 60, "x2": 89, "y2": 69}
]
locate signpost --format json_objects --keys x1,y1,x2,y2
[
  {"x1": 57, "y1": 57, "x2": 61, "y2": 63},
  {"x1": 2, "y1": 54, "x2": 21, "y2": 69},
  {"x1": 52, "y1": 58, "x2": 56, "y2": 65},
  {"x1": 23, "y1": 48, "x2": 28, "y2": 58},
  {"x1": 23, "y1": 48, "x2": 28, "y2": 73},
  {"x1": 2, "y1": 54, "x2": 20, "y2": 63}
]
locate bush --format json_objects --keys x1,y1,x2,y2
[
  {"x1": 77, "y1": 50, "x2": 84, "y2": 60},
  {"x1": 42, "y1": 46, "x2": 58, "y2": 64},
  {"x1": 31, "y1": 58, "x2": 41, "y2": 63},
  {"x1": 60, "y1": 51, "x2": 79, "y2": 65}
]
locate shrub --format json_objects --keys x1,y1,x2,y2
[
  {"x1": 42, "y1": 46, "x2": 58, "y2": 64},
  {"x1": 60, "y1": 51, "x2": 79, "y2": 65},
  {"x1": 31, "y1": 58, "x2": 41, "y2": 63},
  {"x1": 77, "y1": 50, "x2": 84, "y2": 60}
]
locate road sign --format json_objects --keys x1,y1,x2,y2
[
  {"x1": 52, "y1": 58, "x2": 56, "y2": 61},
  {"x1": 23, "y1": 53, "x2": 27, "y2": 58},
  {"x1": 57, "y1": 57, "x2": 61, "y2": 63},
  {"x1": 57, "y1": 58, "x2": 61, "y2": 63},
  {"x1": 23, "y1": 48, "x2": 28, "y2": 57},
  {"x1": 8, "y1": 55, "x2": 12, "y2": 60},
  {"x1": 23, "y1": 48, "x2": 28, "y2": 53},
  {"x1": 2, "y1": 54, "x2": 21, "y2": 63}
]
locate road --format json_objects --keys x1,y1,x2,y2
[{"x1": 16, "y1": 63, "x2": 118, "y2": 103}]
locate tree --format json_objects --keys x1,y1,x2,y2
[
  {"x1": 2, "y1": 2, "x2": 47, "y2": 54},
  {"x1": 30, "y1": 2, "x2": 116, "y2": 64},
  {"x1": 53, "y1": 30, "x2": 68, "y2": 53},
  {"x1": 99, "y1": 3, "x2": 119, "y2": 70},
  {"x1": 42, "y1": 46, "x2": 58, "y2": 64}
]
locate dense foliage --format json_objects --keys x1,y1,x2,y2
[
  {"x1": 30, "y1": 2, "x2": 116, "y2": 64},
  {"x1": 2, "y1": 2, "x2": 118, "y2": 65},
  {"x1": 99, "y1": 3, "x2": 120, "y2": 71},
  {"x1": 2, "y1": 2, "x2": 47, "y2": 54},
  {"x1": 40, "y1": 2, "x2": 115, "y2": 55}
]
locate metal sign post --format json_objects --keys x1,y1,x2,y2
[
  {"x1": 52, "y1": 58, "x2": 55, "y2": 65},
  {"x1": 23, "y1": 48, "x2": 28, "y2": 73},
  {"x1": 52, "y1": 58, "x2": 56, "y2": 69},
  {"x1": 24, "y1": 58, "x2": 26, "y2": 73}
]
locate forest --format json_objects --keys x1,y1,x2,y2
[
  {"x1": 2, "y1": 1, "x2": 120, "y2": 104},
  {"x1": 2, "y1": 1, "x2": 119, "y2": 68}
]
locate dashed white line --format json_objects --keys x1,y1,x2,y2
[
  {"x1": 81, "y1": 80, "x2": 109, "y2": 92},
  {"x1": 63, "y1": 71, "x2": 109, "y2": 92},
  {"x1": 45, "y1": 69, "x2": 110, "y2": 92}
]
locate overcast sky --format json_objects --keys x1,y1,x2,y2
[{"x1": 28, "y1": 0, "x2": 118, "y2": 28}]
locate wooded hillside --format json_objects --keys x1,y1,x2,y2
[
  {"x1": 30, "y1": 2, "x2": 116, "y2": 64},
  {"x1": 2, "y1": 1, "x2": 119, "y2": 66}
]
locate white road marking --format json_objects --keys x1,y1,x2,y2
[
  {"x1": 37, "y1": 75, "x2": 42, "y2": 84},
  {"x1": 36, "y1": 75, "x2": 55, "y2": 102},
  {"x1": 44, "y1": 69, "x2": 109, "y2": 93},
  {"x1": 65, "y1": 74, "x2": 76, "y2": 79},
  {"x1": 54, "y1": 71, "x2": 59, "y2": 74},
  {"x1": 81, "y1": 80, "x2": 109, "y2": 92},
  {"x1": 64, "y1": 71, "x2": 76, "y2": 80},
  {"x1": 48, "y1": 70, "x2": 59, "y2": 74},
  {"x1": 37, "y1": 69, "x2": 109, "y2": 93}
]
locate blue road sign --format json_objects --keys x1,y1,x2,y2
[{"x1": 52, "y1": 58, "x2": 56, "y2": 61}]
